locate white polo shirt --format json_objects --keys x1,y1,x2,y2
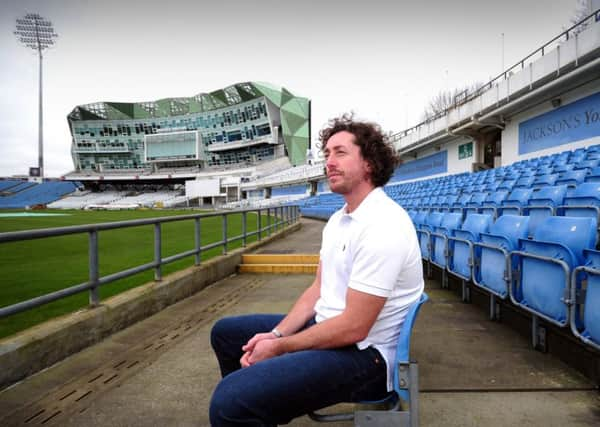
[{"x1": 315, "y1": 187, "x2": 424, "y2": 391}]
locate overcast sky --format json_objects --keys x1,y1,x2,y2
[{"x1": 0, "y1": 0, "x2": 580, "y2": 177}]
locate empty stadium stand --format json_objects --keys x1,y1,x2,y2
[{"x1": 0, "y1": 181, "x2": 79, "y2": 209}]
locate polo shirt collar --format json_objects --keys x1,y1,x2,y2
[{"x1": 343, "y1": 187, "x2": 384, "y2": 222}]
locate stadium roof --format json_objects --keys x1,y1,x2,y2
[{"x1": 67, "y1": 82, "x2": 308, "y2": 121}]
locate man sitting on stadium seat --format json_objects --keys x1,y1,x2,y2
[{"x1": 209, "y1": 114, "x2": 424, "y2": 426}]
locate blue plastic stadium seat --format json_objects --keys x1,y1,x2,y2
[
  {"x1": 553, "y1": 163, "x2": 575, "y2": 174},
  {"x1": 514, "y1": 176, "x2": 535, "y2": 189},
  {"x1": 310, "y1": 293, "x2": 429, "y2": 426},
  {"x1": 499, "y1": 188, "x2": 533, "y2": 216},
  {"x1": 556, "y1": 170, "x2": 587, "y2": 188},
  {"x1": 480, "y1": 190, "x2": 510, "y2": 219},
  {"x1": 497, "y1": 179, "x2": 516, "y2": 191},
  {"x1": 451, "y1": 193, "x2": 473, "y2": 214},
  {"x1": 439, "y1": 195, "x2": 458, "y2": 212},
  {"x1": 575, "y1": 159, "x2": 600, "y2": 171},
  {"x1": 473, "y1": 215, "x2": 530, "y2": 300},
  {"x1": 430, "y1": 213, "x2": 463, "y2": 269},
  {"x1": 464, "y1": 192, "x2": 487, "y2": 215},
  {"x1": 535, "y1": 165, "x2": 554, "y2": 176},
  {"x1": 447, "y1": 213, "x2": 493, "y2": 281},
  {"x1": 584, "y1": 166, "x2": 600, "y2": 183},
  {"x1": 532, "y1": 173, "x2": 558, "y2": 189},
  {"x1": 570, "y1": 249, "x2": 600, "y2": 351},
  {"x1": 417, "y1": 211, "x2": 444, "y2": 260},
  {"x1": 557, "y1": 182, "x2": 600, "y2": 223},
  {"x1": 522, "y1": 185, "x2": 567, "y2": 237},
  {"x1": 510, "y1": 216, "x2": 597, "y2": 334}
]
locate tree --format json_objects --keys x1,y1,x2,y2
[
  {"x1": 568, "y1": 0, "x2": 595, "y2": 35},
  {"x1": 421, "y1": 82, "x2": 483, "y2": 122}
]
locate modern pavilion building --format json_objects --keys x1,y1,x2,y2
[{"x1": 66, "y1": 82, "x2": 310, "y2": 174}]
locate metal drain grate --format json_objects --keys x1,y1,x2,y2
[{"x1": 2, "y1": 278, "x2": 265, "y2": 427}]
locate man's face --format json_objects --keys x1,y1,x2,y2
[{"x1": 324, "y1": 131, "x2": 372, "y2": 195}]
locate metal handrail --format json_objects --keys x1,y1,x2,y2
[
  {"x1": 0, "y1": 206, "x2": 300, "y2": 318},
  {"x1": 390, "y1": 8, "x2": 600, "y2": 142}
]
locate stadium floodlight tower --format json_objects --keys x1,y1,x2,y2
[{"x1": 14, "y1": 13, "x2": 59, "y2": 179}]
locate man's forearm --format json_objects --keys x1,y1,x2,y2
[
  {"x1": 277, "y1": 288, "x2": 387, "y2": 354},
  {"x1": 274, "y1": 279, "x2": 320, "y2": 336}
]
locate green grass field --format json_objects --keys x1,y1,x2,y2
[{"x1": 0, "y1": 209, "x2": 273, "y2": 339}]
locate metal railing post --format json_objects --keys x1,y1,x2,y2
[
  {"x1": 258, "y1": 209, "x2": 262, "y2": 241},
  {"x1": 222, "y1": 213, "x2": 228, "y2": 255},
  {"x1": 278, "y1": 206, "x2": 283, "y2": 230},
  {"x1": 89, "y1": 230, "x2": 99, "y2": 307},
  {"x1": 267, "y1": 208, "x2": 271, "y2": 236},
  {"x1": 242, "y1": 211, "x2": 247, "y2": 247},
  {"x1": 195, "y1": 217, "x2": 201, "y2": 265},
  {"x1": 154, "y1": 223, "x2": 162, "y2": 281}
]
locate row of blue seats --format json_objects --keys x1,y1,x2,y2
[
  {"x1": 0, "y1": 182, "x2": 79, "y2": 209},
  {"x1": 408, "y1": 183, "x2": 600, "y2": 233},
  {"x1": 413, "y1": 211, "x2": 600, "y2": 352},
  {"x1": 297, "y1": 192, "x2": 344, "y2": 219},
  {"x1": 0, "y1": 180, "x2": 37, "y2": 194},
  {"x1": 387, "y1": 144, "x2": 600, "y2": 197},
  {"x1": 390, "y1": 163, "x2": 600, "y2": 202}
]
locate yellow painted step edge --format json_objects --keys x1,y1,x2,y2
[
  {"x1": 242, "y1": 254, "x2": 320, "y2": 265},
  {"x1": 238, "y1": 264, "x2": 318, "y2": 274}
]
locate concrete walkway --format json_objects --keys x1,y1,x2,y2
[{"x1": 1, "y1": 218, "x2": 599, "y2": 426}]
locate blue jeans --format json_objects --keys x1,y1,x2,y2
[{"x1": 209, "y1": 314, "x2": 388, "y2": 426}]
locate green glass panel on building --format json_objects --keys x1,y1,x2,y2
[
  {"x1": 280, "y1": 88, "x2": 294, "y2": 106},
  {"x1": 209, "y1": 90, "x2": 228, "y2": 107},
  {"x1": 253, "y1": 82, "x2": 283, "y2": 106},
  {"x1": 107, "y1": 102, "x2": 135, "y2": 118},
  {"x1": 132, "y1": 105, "x2": 152, "y2": 119},
  {"x1": 281, "y1": 111, "x2": 306, "y2": 136}
]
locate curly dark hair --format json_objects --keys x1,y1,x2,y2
[{"x1": 319, "y1": 114, "x2": 400, "y2": 187}]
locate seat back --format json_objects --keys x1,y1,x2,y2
[
  {"x1": 424, "y1": 211, "x2": 444, "y2": 228},
  {"x1": 413, "y1": 211, "x2": 427, "y2": 228},
  {"x1": 450, "y1": 214, "x2": 492, "y2": 280},
  {"x1": 532, "y1": 173, "x2": 558, "y2": 188},
  {"x1": 525, "y1": 185, "x2": 567, "y2": 236},
  {"x1": 431, "y1": 213, "x2": 463, "y2": 267},
  {"x1": 556, "y1": 170, "x2": 587, "y2": 186},
  {"x1": 502, "y1": 188, "x2": 533, "y2": 207},
  {"x1": 514, "y1": 176, "x2": 535, "y2": 188},
  {"x1": 454, "y1": 213, "x2": 493, "y2": 241},
  {"x1": 528, "y1": 185, "x2": 567, "y2": 208},
  {"x1": 561, "y1": 182, "x2": 600, "y2": 221},
  {"x1": 484, "y1": 215, "x2": 530, "y2": 250},
  {"x1": 437, "y1": 212, "x2": 463, "y2": 234},
  {"x1": 515, "y1": 216, "x2": 597, "y2": 324},
  {"x1": 529, "y1": 216, "x2": 597, "y2": 266},
  {"x1": 394, "y1": 292, "x2": 429, "y2": 401}
]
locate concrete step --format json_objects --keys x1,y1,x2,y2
[
  {"x1": 238, "y1": 264, "x2": 318, "y2": 274},
  {"x1": 241, "y1": 254, "x2": 319, "y2": 264},
  {"x1": 239, "y1": 254, "x2": 319, "y2": 274}
]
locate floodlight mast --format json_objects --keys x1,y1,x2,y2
[{"x1": 14, "y1": 13, "x2": 58, "y2": 179}]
